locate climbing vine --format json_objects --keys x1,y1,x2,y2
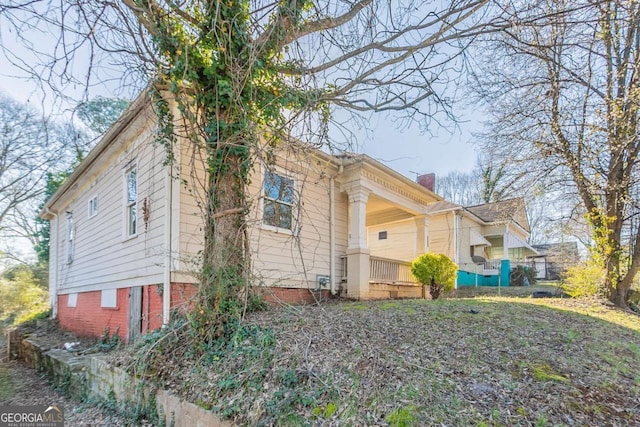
[{"x1": 132, "y1": 0, "x2": 327, "y2": 339}]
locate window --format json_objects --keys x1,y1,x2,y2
[
  {"x1": 66, "y1": 214, "x2": 74, "y2": 263},
  {"x1": 88, "y1": 195, "x2": 98, "y2": 218},
  {"x1": 263, "y1": 170, "x2": 295, "y2": 230},
  {"x1": 125, "y1": 166, "x2": 137, "y2": 237},
  {"x1": 101, "y1": 289, "x2": 118, "y2": 308},
  {"x1": 378, "y1": 231, "x2": 388, "y2": 240},
  {"x1": 67, "y1": 293, "x2": 77, "y2": 307}
]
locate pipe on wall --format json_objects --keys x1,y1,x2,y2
[
  {"x1": 329, "y1": 162, "x2": 344, "y2": 295},
  {"x1": 162, "y1": 161, "x2": 173, "y2": 326},
  {"x1": 45, "y1": 207, "x2": 59, "y2": 318}
]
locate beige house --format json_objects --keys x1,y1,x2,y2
[{"x1": 41, "y1": 91, "x2": 536, "y2": 341}]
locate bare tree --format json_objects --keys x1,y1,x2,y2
[
  {"x1": 436, "y1": 170, "x2": 481, "y2": 205},
  {"x1": 2, "y1": 0, "x2": 515, "y2": 331},
  {"x1": 0, "y1": 93, "x2": 66, "y2": 262},
  {"x1": 436, "y1": 151, "x2": 526, "y2": 205},
  {"x1": 472, "y1": 0, "x2": 640, "y2": 307}
]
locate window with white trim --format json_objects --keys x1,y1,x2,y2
[
  {"x1": 66, "y1": 214, "x2": 74, "y2": 263},
  {"x1": 88, "y1": 195, "x2": 98, "y2": 218},
  {"x1": 125, "y1": 166, "x2": 137, "y2": 237},
  {"x1": 263, "y1": 170, "x2": 295, "y2": 230}
]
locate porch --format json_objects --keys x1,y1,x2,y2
[
  {"x1": 338, "y1": 161, "x2": 437, "y2": 299},
  {"x1": 341, "y1": 255, "x2": 425, "y2": 299}
]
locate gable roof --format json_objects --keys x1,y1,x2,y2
[
  {"x1": 40, "y1": 90, "x2": 151, "y2": 218},
  {"x1": 465, "y1": 197, "x2": 530, "y2": 232}
]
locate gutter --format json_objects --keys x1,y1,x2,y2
[
  {"x1": 453, "y1": 210, "x2": 460, "y2": 289},
  {"x1": 329, "y1": 161, "x2": 344, "y2": 295},
  {"x1": 44, "y1": 207, "x2": 59, "y2": 318},
  {"x1": 163, "y1": 156, "x2": 173, "y2": 325}
]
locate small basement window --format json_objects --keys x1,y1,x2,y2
[
  {"x1": 378, "y1": 231, "x2": 388, "y2": 240},
  {"x1": 101, "y1": 289, "x2": 118, "y2": 308},
  {"x1": 67, "y1": 293, "x2": 77, "y2": 307}
]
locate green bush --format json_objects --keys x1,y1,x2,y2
[
  {"x1": 0, "y1": 267, "x2": 49, "y2": 326},
  {"x1": 411, "y1": 253, "x2": 458, "y2": 300},
  {"x1": 561, "y1": 261, "x2": 604, "y2": 298}
]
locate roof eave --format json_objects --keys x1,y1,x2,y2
[{"x1": 39, "y1": 91, "x2": 151, "y2": 218}]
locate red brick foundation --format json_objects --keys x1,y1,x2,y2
[
  {"x1": 57, "y1": 283, "x2": 197, "y2": 343},
  {"x1": 58, "y1": 288, "x2": 130, "y2": 341},
  {"x1": 57, "y1": 284, "x2": 324, "y2": 342}
]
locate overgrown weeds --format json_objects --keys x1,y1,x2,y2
[{"x1": 114, "y1": 298, "x2": 640, "y2": 426}]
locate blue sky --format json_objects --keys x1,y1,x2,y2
[
  {"x1": 0, "y1": 69, "x2": 480, "y2": 180},
  {"x1": 0, "y1": 16, "x2": 481, "y2": 181}
]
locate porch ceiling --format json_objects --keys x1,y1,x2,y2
[{"x1": 366, "y1": 194, "x2": 415, "y2": 226}]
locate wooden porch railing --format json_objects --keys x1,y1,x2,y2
[
  {"x1": 483, "y1": 259, "x2": 501, "y2": 270},
  {"x1": 370, "y1": 256, "x2": 417, "y2": 284},
  {"x1": 483, "y1": 259, "x2": 535, "y2": 271},
  {"x1": 341, "y1": 255, "x2": 417, "y2": 285}
]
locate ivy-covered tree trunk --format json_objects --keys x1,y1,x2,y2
[
  {"x1": 113, "y1": 0, "x2": 494, "y2": 331},
  {"x1": 199, "y1": 145, "x2": 251, "y2": 336}
]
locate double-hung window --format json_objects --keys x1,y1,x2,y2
[
  {"x1": 125, "y1": 166, "x2": 137, "y2": 237},
  {"x1": 88, "y1": 195, "x2": 98, "y2": 218},
  {"x1": 66, "y1": 214, "x2": 74, "y2": 263},
  {"x1": 263, "y1": 170, "x2": 295, "y2": 231}
]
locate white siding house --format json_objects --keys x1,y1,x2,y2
[{"x1": 42, "y1": 91, "x2": 537, "y2": 341}]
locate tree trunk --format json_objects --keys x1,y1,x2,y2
[
  {"x1": 430, "y1": 277, "x2": 441, "y2": 300},
  {"x1": 608, "y1": 282, "x2": 630, "y2": 309},
  {"x1": 198, "y1": 147, "x2": 249, "y2": 338}
]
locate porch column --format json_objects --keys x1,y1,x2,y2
[
  {"x1": 501, "y1": 225, "x2": 511, "y2": 287},
  {"x1": 346, "y1": 185, "x2": 370, "y2": 299},
  {"x1": 414, "y1": 215, "x2": 430, "y2": 256}
]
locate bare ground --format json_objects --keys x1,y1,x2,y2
[{"x1": 0, "y1": 330, "x2": 132, "y2": 426}]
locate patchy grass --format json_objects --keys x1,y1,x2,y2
[
  {"x1": 117, "y1": 297, "x2": 640, "y2": 426},
  {"x1": 0, "y1": 364, "x2": 14, "y2": 400},
  {"x1": 450, "y1": 282, "x2": 562, "y2": 298}
]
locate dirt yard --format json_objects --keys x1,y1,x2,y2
[{"x1": 0, "y1": 333, "x2": 132, "y2": 426}]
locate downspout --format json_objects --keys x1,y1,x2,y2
[
  {"x1": 330, "y1": 162, "x2": 344, "y2": 295},
  {"x1": 162, "y1": 162, "x2": 173, "y2": 326},
  {"x1": 45, "y1": 207, "x2": 58, "y2": 318},
  {"x1": 453, "y1": 210, "x2": 460, "y2": 289}
]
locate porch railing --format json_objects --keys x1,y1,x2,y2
[
  {"x1": 482, "y1": 259, "x2": 535, "y2": 271},
  {"x1": 483, "y1": 259, "x2": 501, "y2": 270},
  {"x1": 369, "y1": 256, "x2": 416, "y2": 285},
  {"x1": 340, "y1": 255, "x2": 418, "y2": 285}
]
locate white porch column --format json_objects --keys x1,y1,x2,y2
[
  {"x1": 414, "y1": 215, "x2": 430, "y2": 256},
  {"x1": 345, "y1": 185, "x2": 370, "y2": 299},
  {"x1": 503, "y1": 224, "x2": 511, "y2": 260}
]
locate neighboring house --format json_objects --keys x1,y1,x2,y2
[
  {"x1": 369, "y1": 196, "x2": 539, "y2": 288},
  {"x1": 531, "y1": 242, "x2": 581, "y2": 280},
  {"x1": 41, "y1": 92, "x2": 538, "y2": 342}
]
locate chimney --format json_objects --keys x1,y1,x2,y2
[{"x1": 417, "y1": 173, "x2": 436, "y2": 192}]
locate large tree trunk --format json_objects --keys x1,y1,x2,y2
[
  {"x1": 610, "y1": 228, "x2": 640, "y2": 309},
  {"x1": 198, "y1": 147, "x2": 249, "y2": 338},
  {"x1": 608, "y1": 279, "x2": 630, "y2": 309}
]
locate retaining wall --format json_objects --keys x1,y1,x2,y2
[{"x1": 7, "y1": 331, "x2": 230, "y2": 427}]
